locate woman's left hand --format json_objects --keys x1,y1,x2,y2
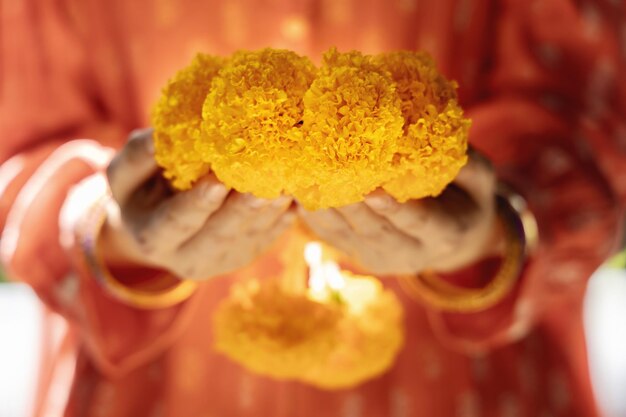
[{"x1": 299, "y1": 150, "x2": 502, "y2": 275}]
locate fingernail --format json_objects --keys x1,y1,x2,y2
[
  {"x1": 202, "y1": 183, "x2": 226, "y2": 202},
  {"x1": 244, "y1": 194, "x2": 270, "y2": 208},
  {"x1": 366, "y1": 195, "x2": 394, "y2": 210},
  {"x1": 272, "y1": 196, "x2": 292, "y2": 208}
]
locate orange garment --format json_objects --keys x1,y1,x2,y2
[{"x1": 1, "y1": 0, "x2": 625, "y2": 416}]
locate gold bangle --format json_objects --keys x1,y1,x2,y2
[
  {"x1": 398, "y1": 193, "x2": 527, "y2": 313},
  {"x1": 95, "y1": 268, "x2": 197, "y2": 310},
  {"x1": 78, "y1": 194, "x2": 197, "y2": 309}
]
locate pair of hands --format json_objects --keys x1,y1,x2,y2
[{"x1": 100, "y1": 129, "x2": 500, "y2": 280}]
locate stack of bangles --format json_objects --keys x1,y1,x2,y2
[
  {"x1": 76, "y1": 193, "x2": 198, "y2": 309},
  {"x1": 398, "y1": 184, "x2": 538, "y2": 312}
]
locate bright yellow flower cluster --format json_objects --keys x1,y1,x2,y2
[
  {"x1": 375, "y1": 51, "x2": 470, "y2": 201},
  {"x1": 213, "y1": 279, "x2": 342, "y2": 379},
  {"x1": 213, "y1": 274, "x2": 404, "y2": 389},
  {"x1": 201, "y1": 49, "x2": 317, "y2": 198},
  {"x1": 153, "y1": 54, "x2": 224, "y2": 190},
  {"x1": 152, "y1": 47, "x2": 469, "y2": 209},
  {"x1": 296, "y1": 50, "x2": 405, "y2": 208}
]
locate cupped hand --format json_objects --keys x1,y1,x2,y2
[
  {"x1": 299, "y1": 150, "x2": 501, "y2": 275},
  {"x1": 100, "y1": 129, "x2": 295, "y2": 280}
]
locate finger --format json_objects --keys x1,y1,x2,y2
[
  {"x1": 364, "y1": 149, "x2": 495, "y2": 233},
  {"x1": 248, "y1": 208, "x2": 297, "y2": 257},
  {"x1": 364, "y1": 189, "x2": 474, "y2": 252},
  {"x1": 364, "y1": 191, "x2": 430, "y2": 241},
  {"x1": 133, "y1": 175, "x2": 229, "y2": 249},
  {"x1": 178, "y1": 206, "x2": 297, "y2": 280},
  {"x1": 205, "y1": 211, "x2": 296, "y2": 279},
  {"x1": 266, "y1": 208, "x2": 297, "y2": 241},
  {"x1": 178, "y1": 192, "x2": 275, "y2": 254},
  {"x1": 107, "y1": 129, "x2": 157, "y2": 205},
  {"x1": 245, "y1": 196, "x2": 293, "y2": 233},
  {"x1": 299, "y1": 207, "x2": 353, "y2": 236},
  {"x1": 338, "y1": 202, "x2": 428, "y2": 269},
  {"x1": 335, "y1": 202, "x2": 407, "y2": 239},
  {"x1": 301, "y1": 206, "x2": 426, "y2": 274},
  {"x1": 298, "y1": 207, "x2": 360, "y2": 257},
  {"x1": 454, "y1": 148, "x2": 496, "y2": 207}
]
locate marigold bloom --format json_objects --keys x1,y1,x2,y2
[
  {"x1": 201, "y1": 49, "x2": 317, "y2": 198},
  {"x1": 375, "y1": 51, "x2": 470, "y2": 201},
  {"x1": 214, "y1": 269, "x2": 405, "y2": 389},
  {"x1": 296, "y1": 49, "x2": 405, "y2": 209},
  {"x1": 151, "y1": 54, "x2": 224, "y2": 190},
  {"x1": 152, "y1": 48, "x2": 469, "y2": 208},
  {"x1": 302, "y1": 275, "x2": 405, "y2": 389},
  {"x1": 213, "y1": 279, "x2": 342, "y2": 380}
]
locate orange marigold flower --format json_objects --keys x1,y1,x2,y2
[
  {"x1": 296, "y1": 48, "x2": 405, "y2": 209},
  {"x1": 151, "y1": 53, "x2": 224, "y2": 190},
  {"x1": 214, "y1": 271, "x2": 405, "y2": 390},
  {"x1": 213, "y1": 279, "x2": 342, "y2": 380},
  {"x1": 375, "y1": 51, "x2": 470, "y2": 201},
  {"x1": 302, "y1": 274, "x2": 405, "y2": 390},
  {"x1": 201, "y1": 49, "x2": 317, "y2": 198},
  {"x1": 151, "y1": 48, "x2": 469, "y2": 208}
]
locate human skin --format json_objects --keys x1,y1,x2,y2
[
  {"x1": 100, "y1": 128, "x2": 296, "y2": 280},
  {"x1": 101, "y1": 129, "x2": 501, "y2": 280},
  {"x1": 300, "y1": 149, "x2": 503, "y2": 275}
]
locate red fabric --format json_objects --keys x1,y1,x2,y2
[{"x1": 1, "y1": 0, "x2": 625, "y2": 416}]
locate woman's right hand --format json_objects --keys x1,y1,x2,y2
[{"x1": 100, "y1": 129, "x2": 295, "y2": 280}]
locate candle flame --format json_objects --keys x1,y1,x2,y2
[{"x1": 304, "y1": 242, "x2": 346, "y2": 295}]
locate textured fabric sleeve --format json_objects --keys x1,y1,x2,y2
[
  {"x1": 427, "y1": 0, "x2": 626, "y2": 353},
  {"x1": 0, "y1": 0, "x2": 200, "y2": 377}
]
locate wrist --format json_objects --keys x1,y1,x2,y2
[
  {"x1": 483, "y1": 214, "x2": 507, "y2": 257},
  {"x1": 98, "y1": 216, "x2": 147, "y2": 268},
  {"x1": 429, "y1": 213, "x2": 504, "y2": 274},
  {"x1": 398, "y1": 191, "x2": 530, "y2": 312},
  {"x1": 76, "y1": 190, "x2": 196, "y2": 309}
]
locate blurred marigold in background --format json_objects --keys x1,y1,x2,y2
[
  {"x1": 152, "y1": 47, "x2": 469, "y2": 209},
  {"x1": 213, "y1": 273, "x2": 404, "y2": 389},
  {"x1": 301, "y1": 273, "x2": 405, "y2": 389},
  {"x1": 212, "y1": 279, "x2": 342, "y2": 380}
]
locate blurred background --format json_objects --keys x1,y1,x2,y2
[
  {"x1": 0, "y1": 1, "x2": 624, "y2": 415},
  {"x1": 1, "y1": 253, "x2": 626, "y2": 417}
]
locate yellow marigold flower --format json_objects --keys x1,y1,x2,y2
[
  {"x1": 201, "y1": 49, "x2": 317, "y2": 198},
  {"x1": 214, "y1": 269, "x2": 405, "y2": 390},
  {"x1": 296, "y1": 48, "x2": 405, "y2": 209},
  {"x1": 152, "y1": 54, "x2": 224, "y2": 190},
  {"x1": 373, "y1": 51, "x2": 456, "y2": 127},
  {"x1": 302, "y1": 274, "x2": 405, "y2": 390},
  {"x1": 213, "y1": 279, "x2": 342, "y2": 380},
  {"x1": 152, "y1": 48, "x2": 469, "y2": 207},
  {"x1": 375, "y1": 51, "x2": 470, "y2": 201}
]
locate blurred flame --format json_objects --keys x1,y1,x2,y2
[{"x1": 305, "y1": 242, "x2": 346, "y2": 296}]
